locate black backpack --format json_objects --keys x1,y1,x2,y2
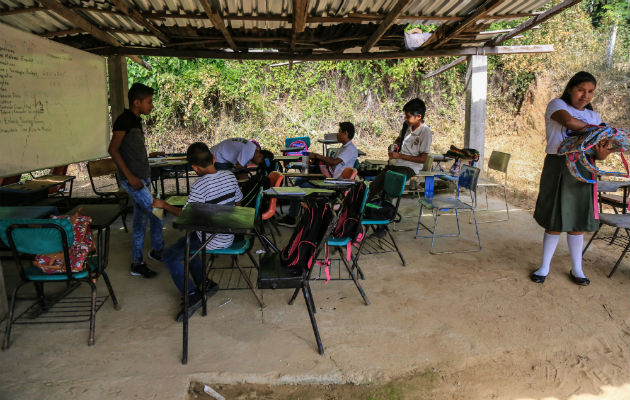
[
  {"x1": 281, "y1": 198, "x2": 332, "y2": 272},
  {"x1": 331, "y1": 182, "x2": 366, "y2": 241}
]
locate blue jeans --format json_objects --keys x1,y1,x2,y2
[
  {"x1": 120, "y1": 178, "x2": 164, "y2": 263},
  {"x1": 288, "y1": 179, "x2": 315, "y2": 217},
  {"x1": 162, "y1": 234, "x2": 203, "y2": 295}
]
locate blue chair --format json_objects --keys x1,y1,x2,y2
[
  {"x1": 0, "y1": 218, "x2": 120, "y2": 349},
  {"x1": 326, "y1": 182, "x2": 370, "y2": 305},
  {"x1": 415, "y1": 165, "x2": 482, "y2": 254},
  {"x1": 199, "y1": 190, "x2": 265, "y2": 308},
  {"x1": 354, "y1": 171, "x2": 408, "y2": 269}
]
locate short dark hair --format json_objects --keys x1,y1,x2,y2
[
  {"x1": 186, "y1": 142, "x2": 214, "y2": 167},
  {"x1": 403, "y1": 98, "x2": 426, "y2": 120},
  {"x1": 339, "y1": 121, "x2": 355, "y2": 140},
  {"x1": 560, "y1": 71, "x2": 597, "y2": 110},
  {"x1": 128, "y1": 83, "x2": 154, "y2": 105}
]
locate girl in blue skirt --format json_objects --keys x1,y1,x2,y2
[{"x1": 531, "y1": 72, "x2": 612, "y2": 286}]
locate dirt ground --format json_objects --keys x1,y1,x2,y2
[{"x1": 0, "y1": 196, "x2": 628, "y2": 400}]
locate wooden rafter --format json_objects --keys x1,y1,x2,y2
[
  {"x1": 423, "y1": 56, "x2": 466, "y2": 79},
  {"x1": 198, "y1": 0, "x2": 239, "y2": 52},
  {"x1": 36, "y1": 0, "x2": 122, "y2": 47},
  {"x1": 108, "y1": 0, "x2": 170, "y2": 43},
  {"x1": 95, "y1": 44, "x2": 553, "y2": 60},
  {"x1": 291, "y1": 0, "x2": 309, "y2": 52},
  {"x1": 361, "y1": 0, "x2": 412, "y2": 53},
  {"x1": 488, "y1": 0, "x2": 582, "y2": 46},
  {"x1": 423, "y1": 0, "x2": 507, "y2": 48}
]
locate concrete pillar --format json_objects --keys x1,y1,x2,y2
[
  {"x1": 107, "y1": 55, "x2": 129, "y2": 121},
  {"x1": 464, "y1": 54, "x2": 487, "y2": 169}
]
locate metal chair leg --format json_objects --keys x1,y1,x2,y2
[
  {"x1": 87, "y1": 280, "x2": 97, "y2": 346},
  {"x1": 583, "y1": 227, "x2": 600, "y2": 255},
  {"x1": 302, "y1": 282, "x2": 324, "y2": 355},
  {"x1": 608, "y1": 228, "x2": 630, "y2": 278},
  {"x1": 386, "y1": 227, "x2": 405, "y2": 266},
  {"x1": 2, "y1": 282, "x2": 25, "y2": 350},
  {"x1": 234, "y1": 255, "x2": 265, "y2": 308},
  {"x1": 337, "y1": 248, "x2": 370, "y2": 305},
  {"x1": 101, "y1": 272, "x2": 121, "y2": 310}
]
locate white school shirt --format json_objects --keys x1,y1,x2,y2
[
  {"x1": 185, "y1": 170, "x2": 244, "y2": 250},
  {"x1": 544, "y1": 98, "x2": 602, "y2": 154},
  {"x1": 330, "y1": 140, "x2": 358, "y2": 178},
  {"x1": 210, "y1": 138, "x2": 257, "y2": 166},
  {"x1": 392, "y1": 123, "x2": 432, "y2": 174}
]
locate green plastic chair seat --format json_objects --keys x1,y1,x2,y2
[
  {"x1": 25, "y1": 256, "x2": 98, "y2": 281},
  {"x1": 201, "y1": 238, "x2": 250, "y2": 255}
]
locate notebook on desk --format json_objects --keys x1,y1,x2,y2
[{"x1": 270, "y1": 187, "x2": 306, "y2": 195}]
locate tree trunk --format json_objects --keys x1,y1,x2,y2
[{"x1": 605, "y1": 22, "x2": 618, "y2": 68}]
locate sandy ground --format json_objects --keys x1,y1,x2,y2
[{"x1": 0, "y1": 196, "x2": 628, "y2": 400}]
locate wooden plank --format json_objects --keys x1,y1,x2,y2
[
  {"x1": 489, "y1": 0, "x2": 582, "y2": 46},
  {"x1": 423, "y1": 56, "x2": 466, "y2": 79},
  {"x1": 362, "y1": 0, "x2": 412, "y2": 53},
  {"x1": 36, "y1": 0, "x2": 122, "y2": 47},
  {"x1": 198, "y1": 0, "x2": 239, "y2": 52},
  {"x1": 96, "y1": 44, "x2": 554, "y2": 60},
  {"x1": 108, "y1": 0, "x2": 170, "y2": 43},
  {"x1": 293, "y1": 0, "x2": 309, "y2": 33},
  {"x1": 425, "y1": 0, "x2": 508, "y2": 48}
]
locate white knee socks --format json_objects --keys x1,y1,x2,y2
[
  {"x1": 534, "y1": 232, "x2": 560, "y2": 277},
  {"x1": 567, "y1": 234, "x2": 586, "y2": 278}
]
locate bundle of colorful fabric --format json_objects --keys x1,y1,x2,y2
[
  {"x1": 445, "y1": 145, "x2": 480, "y2": 162},
  {"x1": 557, "y1": 125, "x2": 630, "y2": 184}
]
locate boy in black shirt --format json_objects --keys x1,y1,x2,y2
[{"x1": 108, "y1": 83, "x2": 163, "y2": 278}]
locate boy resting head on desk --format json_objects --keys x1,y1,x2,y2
[{"x1": 153, "y1": 142, "x2": 243, "y2": 322}]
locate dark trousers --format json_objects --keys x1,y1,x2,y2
[{"x1": 367, "y1": 165, "x2": 415, "y2": 202}]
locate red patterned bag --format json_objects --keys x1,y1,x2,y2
[{"x1": 32, "y1": 212, "x2": 95, "y2": 273}]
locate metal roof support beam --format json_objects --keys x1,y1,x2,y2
[
  {"x1": 198, "y1": 0, "x2": 239, "y2": 51},
  {"x1": 424, "y1": 0, "x2": 507, "y2": 48},
  {"x1": 362, "y1": 0, "x2": 412, "y2": 53},
  {"x1": 464, "y1": 55, "x2": 488, "y2": 167},
  {"x1": 489, "y1": 0, "x2": 582, "y2": 46},
  {"x1": 423, "y1": 56, "x2": 466, "y2": 80},
  {"x1": 95, "y1": 44, "x2": 553, "y2": 60},
  {"x1": 108, "y1": 0, "x2": 170, "y2": 43}
]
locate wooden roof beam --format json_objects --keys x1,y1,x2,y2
[
  {"x1": 423, "y1": 0, "x2": 507, "y2": 48},
  {"x1": 108, "y1": 0, "x2": 171, "y2": 43},
  {"x1": 488, "y1": 0, "x2": 582, "y2": 46},
  {"x1": 423, "y1": 56, "x2": 466, "y2": 80},
  {"x1": 198, "y1": 0, "x2": 239, "y2": 52},
  {"x1": 362, "y1": 0, "x2": 412, "y2": 53},
  {"x1": 36, "y1": 0, "x2": 122, "y2": 47},
  {"x1": 291, "y1": 0, "x2": 309, "y2": 52},
  {"x1": 95, "y1": 44, "x2": 554, "y2": 60}
]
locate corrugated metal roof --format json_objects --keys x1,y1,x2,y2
[{"x1": 0, "y1": 0, "x2": 562, "y2": 58}]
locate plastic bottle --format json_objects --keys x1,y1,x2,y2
[{"x1": 301, "y1": 154, "x2": 309, "y2": 171}]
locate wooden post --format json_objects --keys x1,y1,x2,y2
[
  {"x1": 464, "y1": 54, "x2": 487, "y2": 169},
  {"x1": 107, "y1": 55, "x2": 128, "y2": 121}
]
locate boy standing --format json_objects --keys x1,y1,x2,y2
[
  {"x1": 108, "y1": 83, "x2": 163, "y2": 278},
  {"x1": 154, "y1": 142, "x2": 243, "y2": 321}
]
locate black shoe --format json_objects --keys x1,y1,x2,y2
[
  {"x1": 130, "y1": 262, "x2": 157, "y2": 278},
  {"x1": 530, "y1": 273, "x2": 546, "y2": 283},
  {"x1": 204, "y1": 279, "x2": 220, "y2": 297},
  {"x1": 569, "y1": 271, "x2": 590, "y2": 286},
  {"x1": 277, "y1": 215, "x2": 297, "y2": 228},
  {"x1": 370, "y1": 226, "x2": 387, "y2": 239},
  {"x1": 147, "y1": 249, "x2": 163, "y2": 262},
  {"x1": 176, "y1": 292, "x2": 203, "y2": 322}
]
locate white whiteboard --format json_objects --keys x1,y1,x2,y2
[{"x1": 0, "y1": 22, "x2": 109, "y2": 177}]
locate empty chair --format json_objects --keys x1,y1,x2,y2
[
  {"x1": 340, "y1": 167, "x2": 358, "y2": 180},
  {"x1": 87, "y1": 158, "x2": 128, "y2": 232},
  {"x1": 416, "y1": 165, "x2": 482, "y2": 254},
  {"x1": 583, "y1": 213, "x2": 630, "y2": 278},
  {"x1": 476, "y1": 150, "x2": 511, "y2": 222},
  {"x1": 261, "y1": 171, "x2": 284, "y2": 244}
]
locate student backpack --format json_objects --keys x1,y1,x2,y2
[
  {"x1": 557, "y1": 125, "x2": 630, "y2": 183},
  {"x1": 281, "y1": 198, "x2": 332, "y2": 272},
  {"x1": 331, "y1": 182, "x2": 366, "y2": 241}
]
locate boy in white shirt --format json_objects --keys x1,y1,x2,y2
[{"x1": 210, "y1": 138, "x2": 265, "y2": 170}]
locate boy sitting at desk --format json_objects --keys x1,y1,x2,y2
[
  {"x1": 108, "y1": 83, "x2": 164, "y2": 279},
  {"x1": 277, "y1": 122, "x2": 358, "y2": 228},
  {"x1": 153, "y1": 142, "x2": 243, "y2": 322},
  {"x1": 210, "y1": 138, "x2": 265, "y2": 170}
]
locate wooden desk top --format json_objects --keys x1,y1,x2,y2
[
  {"x1": 282, "y1": 172, "x2": 326, "y2": 178},
  {"x1": 173, "y1": 203, "x2": 255, "y2": 233},
  {"x1": 0, "y1": 206, "x2": 57, "y2": 219},
  {"x1": 0, "y1": 175, "x2": 75, "y2": 193},
  {"x1": 69, "y1": 204, "x2": 122, "y2": 229},
  {"x1": 598, "y1": 180, "x2": 630, "y2": 192}
]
